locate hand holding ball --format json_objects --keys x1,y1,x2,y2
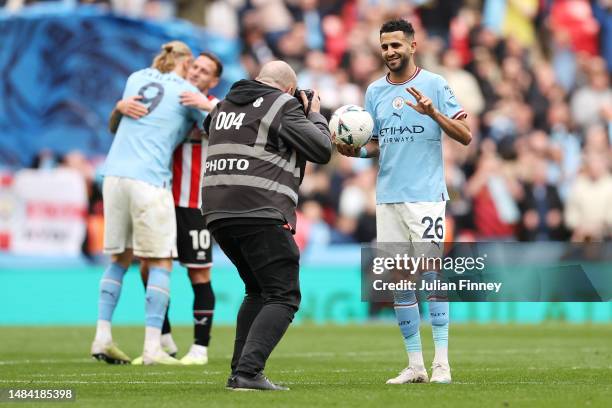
[{"x1": 329, "y1": 105, "x2": 374, "y2": 150}]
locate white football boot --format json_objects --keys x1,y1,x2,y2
[
  {"x1": 430, "y1": 362, "x2": 452, "y2": 384},
  {"x1": 132, "y1": 338, "x2": 177, "y2": 365},
  {"x1": 142, "y1": 348, "x2": 181, "y2": 365},
  {"x1": 386, "y1": 366, "x2": 429, "y2": 384},
  {"x1": 91, "y1": 341, "x2": 131, "y2": 365},
  {"x1": 180, "y1": 344, "x2": 209, "y2": 365}
]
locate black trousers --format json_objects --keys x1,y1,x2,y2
[{"x1": 212, "y1": 223, "x2": 301, "y2": 377}]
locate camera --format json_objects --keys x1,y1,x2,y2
[{"x1": 294, "y1": 88, "x2": 315, "y2": 115}]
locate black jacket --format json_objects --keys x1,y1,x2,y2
[{"x1": 201, "y1": 79, "x2": 331, "y2": 231}]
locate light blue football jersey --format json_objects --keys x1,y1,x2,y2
[
  {"x1": 103, "y1": 68, "x2": 206, "y2": 188},
  {"x1": 365, "y1": 67, "x2": 466, "y2": 204}
]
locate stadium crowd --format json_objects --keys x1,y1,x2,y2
[{"x1": 4, "y1": 0, "x2": 612, "y2": 255}]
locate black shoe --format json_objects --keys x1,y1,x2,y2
[
  {"x1": 230, "y1": 373, "x2": 289, "y2": 391},
  {"x1": 226, "y1": 375, "x2": 236, "y2": 389}
]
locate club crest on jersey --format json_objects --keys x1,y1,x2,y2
[
  {"x1": 392, "y1": 96, "x2": 404, "y2": 110},
  {"x1": 253, "y1": 97, "x2": 263, "y2": 108}
]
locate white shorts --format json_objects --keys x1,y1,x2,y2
[
  {"x1": 103, "y1": 176, "x2": 177, "y2": 258},
  {"x1": 376, "y1": 201, "x2": 446, "y2": 257}
]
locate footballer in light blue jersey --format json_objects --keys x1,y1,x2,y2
[
  {"x1": 337, "y1": 19, "x2": 472, "y2": 386},
  {"x1": 92, "y1": 42, "x2": 206, "y2": 366},
  {"x1": 103, "y1": 67, "x2": 206, "y2": 188},
  {"x1": 365, "y1": 67, "x2": 466, "y2": 203}
]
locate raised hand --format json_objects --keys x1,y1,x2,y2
[
  {"x1": 180, "y1": 91, "x2": 215, "y2": 112},
  {"x1": 405, "y1": 87, "x2": 435, "y2": 117},
  {"x1": 117, "y1": 95, "x2": 148, "y2": 119}
]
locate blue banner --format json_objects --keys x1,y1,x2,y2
[{"x1": 0, "y1": 5, "x2": 244, "y2": 167}]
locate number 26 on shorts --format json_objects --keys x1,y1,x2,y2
[{"x1": 421, "y1": 216, "x2": 444, "y2": 240}]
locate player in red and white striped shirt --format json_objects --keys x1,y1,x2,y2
[{"x1": 115, "y1": 52, "x2": 223, "y2": 365}]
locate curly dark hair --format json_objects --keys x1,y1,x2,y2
[{"x1": 379, "y1": 19, "x2": 415, "y2": 39}]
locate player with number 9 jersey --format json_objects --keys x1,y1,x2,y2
[
  {"x1": 104, "y1": 69, "x2": 206, "y2": 189},
  {"x1": 92, "y1": 42, "x2": 207, "y2": 367}
]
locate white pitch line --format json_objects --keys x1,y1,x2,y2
[
  {"x1": 0, "y1": 379, "x2": 215, "y2": 385},
  {"x1": 9, "y1": 366, "x2": 611, "y2": 384},
  {"x1": 278, "y1": 366, "x2": 612, "y2": 374},
  {"x1": 28, "y1": 371, "x2": 224, "y2": 378},
  {"x1": 0, "y1": 347, "x2": 608, "y2": 365},
  {"x1": 0, "y1": 358, "x2": 91, "y2": 365},
  {"x1": 3, "y1": 367, "x2": 604, "y2": 383},
  {"x1": 1, "y1": 378, "x2": 606, "y2": 387},
  {"x1": 272, "y1": 380, "x2": 601, "y2": 386}
]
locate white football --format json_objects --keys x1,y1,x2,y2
[{"x1": 328, "y1": 104, "x2": 374, "y2": 148}]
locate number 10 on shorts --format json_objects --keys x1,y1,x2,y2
[{"x1": 189, "y1": 229, "x2": 211, "y2": 250}]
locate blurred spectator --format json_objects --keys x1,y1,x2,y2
[
  {"x1": 471, "y1": 47, "x2": 502, "y2": 111},
  {"x1": 550, "y1": 0, "x2": 600, "y2": 56},
  {"x1": 300, "y1": 199, "x2": 331, "y2": 249},
  {"x1": 549, "y1": 0, "x2": 600, "y2": 91},
  {"x1": 240, "y1": 10, "x2": 276, "y2": 78},
  {"x1": 584, "y1": 123, "x2": 611, "y2": 154},
  {"x1": 417, "y1": 0, "x2": 461, "y2": 42},
  {"x1": 438, "y1": 49, "x2": 485, "y2": 116},
  {"x1": 527, "y1": 63, "x2": 556, "y2": 130},
  {"x1": 508, "y1": 0, "x2": 539, "y2": 47},
  {"x1": 570, "y1": 57, "x2": 612, "y2": 130},
  {"x1": 592, "y1": 0, "x2": 612, "y2": 72},
  {"x1": 444, "y1": 138, "x2": 472, "y2": 236},
  {"x1": 354, "y1": 200, "x2": 376, "y2": 243},
  {"x1": 290, "y1": 0, "x2": 324, "y2": 51},
  {"x1": 250, "y1": 0, "x2": 294, "y2": 45},
  {"x1": 204, "y1": 0, "x2": 242, "y2": 37},
  {"x1": 548, "y1": 102, "x2": 581, "y2": 200},
  {"x1": 565, "y1": 153, "x2": 612, "y2": 240},
  {"x1": 518, "y1": 159, "x2": 566, "y2": 241},
  {"x1": 482, "y1": 0, "x2": 505, "y2": 35},
  {"x1": 176, "y1": 0, "x2": 207, "y2": 26},
  {"x1": 330, "y1": 215, "x2": 357, "y2": 244},
  {"x1": 466, "y1": 145, "x2": 523, "y2": 240},
  {"x1": 298, "y1": 51, "x2": 340, "y2": 114},
  {"x1": 322, "y1": 14, "x2": 348, "y2": 68}
]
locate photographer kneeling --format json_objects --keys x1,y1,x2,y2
[{"x1": 201, "y1": 61, "x2": 331, "y2": 391}]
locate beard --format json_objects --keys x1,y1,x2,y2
[{"x1": 386, "y1": 55, "x2": 409, "y2": 73}]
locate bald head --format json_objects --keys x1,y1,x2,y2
[{"x1": 256, "y1": 61, "x2": 298, "y2": 94}]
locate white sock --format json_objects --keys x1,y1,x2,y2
[
  {"x1": 94, "y1": 320, "x2": 112, "y2": 344},
  {"x1": 434, "y1": 347, "x2": 449, "y2": 365},
  {"x1": 188, "y1": 344, "x2": 207, "y2": 357},
  {"x1": 408, "y1": 351, "x2": 425, "y2": 369},
  {"x1": 144, "y1": 326, "x2": 162, "y2": 354},
  {"x1": 161, "y1": 333, "x2": 177, "y2": 354}
]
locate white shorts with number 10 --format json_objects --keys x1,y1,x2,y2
[{"x1": 376, "y1": 202, "x2": 446, "y2": 257}]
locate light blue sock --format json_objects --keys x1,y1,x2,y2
[
  {"x1": 145, "y1": 267, "x2": 171, "y2": 329},
  {"x1": 422, "y1": 271, "x2": 450, "y2": 363},
  {"x1": 98, "y1": 263, "x2": 127, "y2": 321},
  {"x1": 393, "y1": 290, "x2": 424, "y2": 367},
  {"x1": 429, "y1": 302, "x2": 449, "y2": 348}
]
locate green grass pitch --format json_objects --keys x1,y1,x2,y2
[{"x1": 0, "y1": 324, "x2": 610, "y2": 407}]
